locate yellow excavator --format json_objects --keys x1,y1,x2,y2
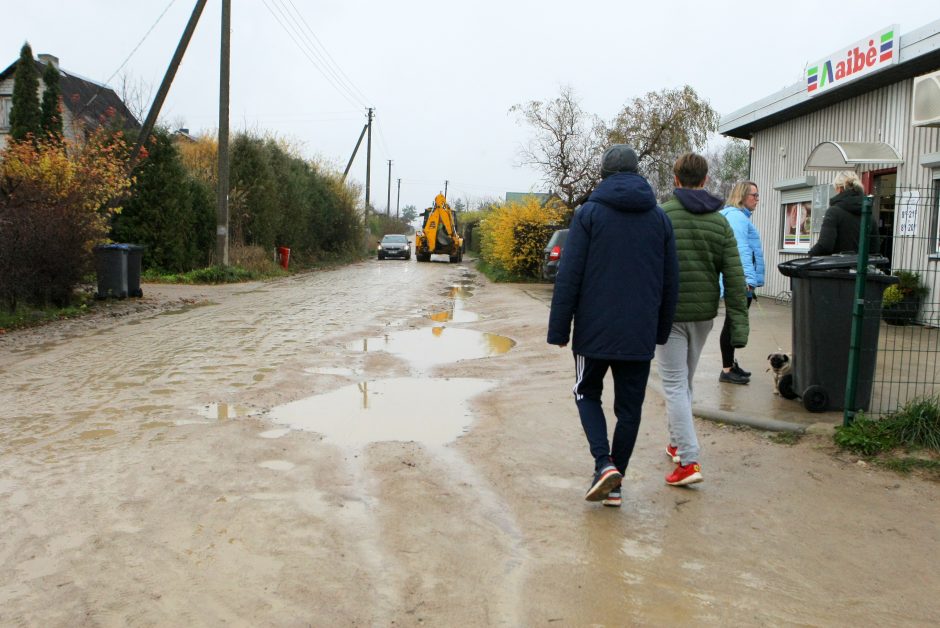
[{"x1": 415, "y1": 192, "x2": 463, "y2": 263}]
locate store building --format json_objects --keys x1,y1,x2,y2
[{"x1": 719, "y1": 19, "x2": 940, "y2": 324}]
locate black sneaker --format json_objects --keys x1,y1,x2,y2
[
  {"x1": 719, "y1": 370, "x2": 750, "y2": 385},
  {"x1": 585, "y1": 463, "x2": 623, "y2": 502},
  {"x1": 602, "y1": 485, "x2": 622, "y2": 507},
  {"x1": 731, "y1": 360, "x2": 751, "y2": 378}
]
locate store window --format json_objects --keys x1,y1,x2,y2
[
  {"x1": 774, "y1": 177, "x2": 818, "y2": 252},
  {"x1": 782, "y1": 201, "x2": 813, "y2": 249}
]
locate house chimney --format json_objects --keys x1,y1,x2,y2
[{"x1": 38, "y1": 54, "x2": 59, "y2": 69}]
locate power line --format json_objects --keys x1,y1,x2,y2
[
  {"x1": 103, "y1": 0, "x2": 179, "y2": 87},
  {"x1": 267, "y1": 0, "x2": 364, "y2": 107},
  {"x1": 282, "y1": 0, "x2": 372, "y2": 106},
  {"x1": 76, "y1": 0, "x2": 179, "y2": 119},
  {"x1": 262, "y1": 0, "x2": 368, "y2": 110},
  {"x1": 374, "y1": 117, "x2": 393, "y2": 160}
]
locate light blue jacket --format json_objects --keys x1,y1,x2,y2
[{"x1": 720, "y1": 205, "x2": 765, "y2": 290}]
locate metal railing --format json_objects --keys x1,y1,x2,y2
[{"x1": 859, "y1": 185, "x2": 939, "y2": 422}]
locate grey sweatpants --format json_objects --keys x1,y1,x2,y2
[{"x1": 656, "y1": 320, "x2": 714, "y2": 464}]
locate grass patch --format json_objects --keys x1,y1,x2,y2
[
  {"x1": 834, "y1": 395, "x2": 940, "y2": 479},
  {"x1": 142, "y1": 265, "x2": 280, "y2": 284},
  {"x1": 475, "y1": 259, "x2": 541, "y2": 283},
  {"x1": 877, "y1": 457, "x2": 940, "y2": 476},
  {"x1": 0, "y1": 291, "x2": 97, "y2": 332},
  {"x1": 769, "y1": 431, "x2": 803, "y2": 446}
]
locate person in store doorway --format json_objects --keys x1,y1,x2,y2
[
  {"x1": 658, "y1": 153, "x2": 749, "y2": 486},
  {"x1": 808, "y1": 171, "x2": 878, "y2": 256},
  {"x1": 548, "y1": 144, "x2": 678, "y2": 507},
  {"x1": 718, "y1": 181, "x2": 765, "y2": 384}
]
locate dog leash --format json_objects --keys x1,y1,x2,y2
[{"x1": 751, "y1": 294, "x2": 788, "y2": 352}]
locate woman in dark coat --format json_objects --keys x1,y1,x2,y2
[{"x1": 808, "y1": 171, "x2": 878, "y2": 256}]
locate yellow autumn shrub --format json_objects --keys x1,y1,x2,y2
[{"x1": 480, "y1": 195, "x2": 567, "y2": 278}]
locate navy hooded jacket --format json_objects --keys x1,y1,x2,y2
[{"x1": 547, "y1": 172, "x2": 679, "y2": 360}]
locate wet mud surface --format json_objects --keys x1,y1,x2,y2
[{"x1": 1, "y1": 257, "x2": 939, "y2": 625}]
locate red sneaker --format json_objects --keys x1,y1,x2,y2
[
  {"x1": 665, "y1": 444, "x2": 679, "y2": 463},
  {"x1": 666, "y1": 462, "x2": 703, "y2": 486}
]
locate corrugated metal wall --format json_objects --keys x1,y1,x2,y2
[{"x1": 748, "y1": 77, "x2": 940, "y2": 310}]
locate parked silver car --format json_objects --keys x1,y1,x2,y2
[{"x1": 377, "y1": 234, "x2": 411, "y2": 260}]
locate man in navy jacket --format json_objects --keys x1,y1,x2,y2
[{"x1": 547, "y1": 145, "x2": 679, "y2": 506}]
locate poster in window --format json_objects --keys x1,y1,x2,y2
[
  {"x1": 783, "y1": 201, "x2": 812, "y2": 249},
  {"x1": 895, "y1": 190, "x2": 919, "y2": 237}
]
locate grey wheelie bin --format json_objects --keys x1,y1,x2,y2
[
  {"x1": 777, "y1": 254, "x2": 896, "y2": 412},
  {"x1": 93, "y1": 244, "x2": 129, "y2": 299},
  {"x1": 126, "y1": 244, "x2": 144, "y2": 297}
]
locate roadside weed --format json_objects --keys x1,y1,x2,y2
[{"x1": 834, "y1": 396, "x2": 940, "y2": 479}]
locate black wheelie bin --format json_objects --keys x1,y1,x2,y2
[
  {"x1": 126, "y1": 244, "x2": 145, "y2": 297},
  {"x1": 93, "y1": 244, "x2": 129, "y2": 299},
  {"x1": 777, "y1": 254, "x2": 896, "y2": 412}
]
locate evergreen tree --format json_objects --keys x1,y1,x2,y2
[
  {"x1": 9, "y1": 42, "x2": 41, "y2": 141},
  {"x1": 113, "y1": 129, "x2": 212, "y2": 272},
  {"x1": 40, "y1": 61, "x2": 63, "y2": 139}
]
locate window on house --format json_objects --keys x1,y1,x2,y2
[
  {"x1": 782, "y1": 201, "x2": 813, "y2": 250},
  {"x1": 0, "y1": 96, "x2": 11, "y2": 131}
]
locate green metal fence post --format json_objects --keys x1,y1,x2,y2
[{"x1": 843, "y1": 195, "x2": 874, "y2": 426}]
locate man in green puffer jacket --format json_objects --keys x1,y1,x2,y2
[{"x1": 657, "y1": 153, "x2": 749, "y2": 487}]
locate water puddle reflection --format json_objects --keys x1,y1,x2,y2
[
  {"x1": 442, "y1": 285, "x2": 474, "y2": 299},
  {"x1": 347, "y1": 328, "x2": 514, "y2": 367},
  {"x1": 195, "y1": 403, "x2": 258, "y2": 421},
  {"x1": 268, "y1": 377, "x2": 494, "y2": 448},
  {"x1": 428, "y1": 287, "x2": 479, "y2": 323}
]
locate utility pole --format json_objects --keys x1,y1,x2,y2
[
  {"x1": 128, "y1": 0, "x2": 207, "y2": 172},
  {"x1": 365, "y1": 107, "x2": 373, "y2": 221},
  {"x1": 342, "y1": 122, "x2": 368, "y2": 182},
  {"x1": 396, "y1": 178, "x2": 401, "y2": 218},
  {"x1": 216, "y1": 0, "x2": 231, "y2": 266},
  {"x1": 444, "y1": 180, "x2": 449, "y2": 200},
  {"x1": 386, "y1": 159, "x2": 392, "y2": 217}
]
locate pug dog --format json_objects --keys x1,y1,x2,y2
[{"x1": 767, "y1": 352, "x2": 792, "y2": 395}]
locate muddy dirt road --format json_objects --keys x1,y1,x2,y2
[{"x1": 2, "y1": 257, "x2": 938, "y2": 626}]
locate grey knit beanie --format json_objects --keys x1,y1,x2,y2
[{"x1": 600, "y1": 144, "x2": 639, "y2": 178}]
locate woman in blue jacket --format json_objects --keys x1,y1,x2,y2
[{"x1": 718, "y1": 181, "x2": 765, "y2": 384}]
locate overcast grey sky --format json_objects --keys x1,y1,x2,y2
[{"x1": 4, "y1": 1, "x2": 938, "y2": 213}]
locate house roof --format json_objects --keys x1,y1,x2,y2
[
  {"x1": 719, "y1": 19, "x2": 940, "y2": 139},
  {"x1": 505, "y1": 192, "x2": 557, "y2": 205},
  {"x1": 0, "y1": 57, "x2": 140, "y2": 132}
]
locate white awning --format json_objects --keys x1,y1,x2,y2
[{"x1": 804, "y1": 141, "x2": 903, "y2": 170}]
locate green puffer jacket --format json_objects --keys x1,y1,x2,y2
[{"x1": 662, "y1": 189, "x2": 749, "y2": 347}]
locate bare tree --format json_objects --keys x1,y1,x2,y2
[
  {"x1": 607, "y1": 85, "x2": 719, "y2": 200},
  {"x1": 705, "y1": 138, "x2": 750, "y2": 200},
  {"x1": 510, "y1": 86, "x2": 606, "y2": 209},
  {"x1": 118, "y1": 71, "x2": 154, "y2": 125}
]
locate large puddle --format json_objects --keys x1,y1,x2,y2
[
  {"x1": 268, "y1": 378, "x2": 495, "y2": 448},
  {"x1": 428, "y1": 285, "x2": 479, "y2": 323},
  {"x1": 347, "y1": 327, "x2": 514, "y2": 368}
]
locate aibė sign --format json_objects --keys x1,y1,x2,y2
[{"x1": 806, "y1": 25, "x2": 899, "y2": 96}]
